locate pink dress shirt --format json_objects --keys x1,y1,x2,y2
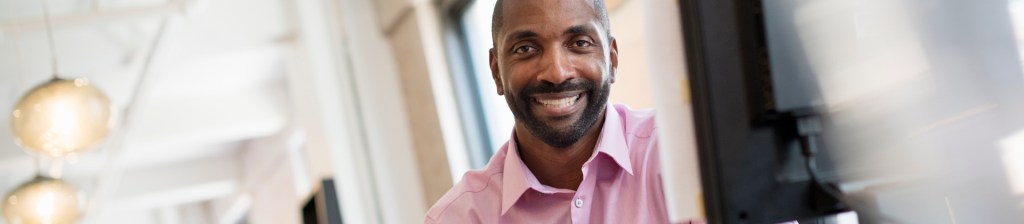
[{"x1": 425, "y1": 104, "x2": 671, "y2": 223}]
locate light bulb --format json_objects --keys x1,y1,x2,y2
[
  {"x1": 1, "y1": 176, "x2": 84, "y2": 224},
  {"x1": 10, "y1": 78, "x2": 116, "y2": 157}
]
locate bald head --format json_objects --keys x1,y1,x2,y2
[{"x1": 491, "y1": 0, "x2": 611, "y2": 46}]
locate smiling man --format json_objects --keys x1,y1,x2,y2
[{"x1": 425, "y1": 0, "x2": 670, "y2": 223}]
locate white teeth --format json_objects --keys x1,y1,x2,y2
[{"x1": 536, "y1": 94, "x2": 581, "y2": 107}]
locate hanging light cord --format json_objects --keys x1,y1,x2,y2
[{"x1": 41, "y1": 0, "x2": 59, "y2": 79}]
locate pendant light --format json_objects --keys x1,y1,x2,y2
[
  {"x1": 10, "y1": 79, "x2": 115, "y2": 157},
  {"x1": 1, "y1": 175, "x2": 84, "y2": 224},
  {"x1": 8, "y1": 0, "x2": 116, "y2": 158}
]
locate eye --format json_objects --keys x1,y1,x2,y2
[
  {"x1": 512, "y1": 45, "x2": 537, "y2": 54},
  {"x1": 570, "y1": 39, "x2": 594, "y2": 48}
]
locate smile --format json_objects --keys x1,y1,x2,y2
[
  {"x1": 535, "y1": 94, "x2": 582, "y2": 107},
  {"x1": 530, "y1": 91, "x2": 586, "y2": 117}
]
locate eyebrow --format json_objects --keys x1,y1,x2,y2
[
  {"x1": 501, "y1": 25, "x2": 596, "y2": 47},
  {"x1": 507, "y1": 30, "x2": 539, "y2": 42},
  {"x1": 564, "y1": 25, "x2": 591, "y2": 35}
]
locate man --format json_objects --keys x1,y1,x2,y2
[{"x1": 425, "y1": 0, "x2": 672, "y2": 223}]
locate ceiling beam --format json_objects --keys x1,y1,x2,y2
[
  {"x1": 0, "y1": 85, "x2": 288, "y2": 177},
  {"x1": 106, "y1": 152, "x2": 241, "y2": 211},
  {"x1": 0, "y1": 0, "x2": 206, "y2": 33}
]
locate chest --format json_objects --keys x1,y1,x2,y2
[{"x1": 500, "y1": 162, "x2": 664, "y2": 223}]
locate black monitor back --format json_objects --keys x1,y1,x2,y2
[{"x1": 679, "y1": 0, "x2": 845, "y2": 223}]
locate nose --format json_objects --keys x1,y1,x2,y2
[{"x1": 537, "y1": 48, "x2": 575, "y2": 85}]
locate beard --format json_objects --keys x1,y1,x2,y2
[{"x1": 505, "y1": 79, "x2": 611, "y2": 148}]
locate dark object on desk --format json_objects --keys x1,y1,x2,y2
[{"x1": 303, "y1": 179, "x2": 344, "y2": 224}]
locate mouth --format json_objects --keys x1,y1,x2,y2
[{"x1": 531, "y1": 91, "x2": 586, "y2": 118}]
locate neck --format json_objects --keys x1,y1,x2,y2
[{"x1": 515, "y1": 111, "x2": 606, "y2": 190}]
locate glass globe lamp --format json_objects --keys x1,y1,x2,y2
[
  {"x1": 10, "y1": 78, "x2": 116, "y2": 157},
  {"x1": 1, "y1": 176, "x2": 84, "y2": 224}
]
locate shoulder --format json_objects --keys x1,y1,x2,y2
[
  {"x1": 611, "y1": 104, "x2": 662, "y2": 174},
  {"x1": 612, "y1": 104, "x2": 657, "y2": 139},
  {"x1": 424, "y1": 148, "x2": 507, "y2": 223}
]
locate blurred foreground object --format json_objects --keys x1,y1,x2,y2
[{"x1": 680, "y1": 0, "x2": 1024, "y2": 222}]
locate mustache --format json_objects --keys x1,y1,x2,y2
[{"x1": 521, "y1": 80, "x2": 595, "y2": 96}]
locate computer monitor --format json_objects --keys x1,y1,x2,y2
[
  {"x1": 679, "y1": 0, "x2": 1024, "y2": 223},
  {"x1": 679, "y1": 0, "x2": 847, "y2": 222}
]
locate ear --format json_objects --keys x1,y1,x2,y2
[
  {"x1": 609, "y1": 37, "x2": 619, "y2": 84},
  {"x1": 490, "y1": 48, "x2": 505, "y2": 95}
]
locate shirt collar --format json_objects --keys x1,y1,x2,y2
[
  {"x1": 499, "y1": 104, "x2": 634, "y2": 215},
  {"x1": 593, "y1": 104, "x2": 634, "y2": 175},
  {"x1": 499, "y1": 136, "x2": 532, "y2": 215}
]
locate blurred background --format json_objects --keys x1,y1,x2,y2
[{"x1": 3, "y1": 0, "x2": 1024, "y2": 223}]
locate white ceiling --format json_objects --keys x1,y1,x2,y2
[{"x1": 0, "y1": 0, "x2": 297, "y2": 222}]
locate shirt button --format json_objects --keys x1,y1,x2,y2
[{"x1": 574, "y1": 198, "x2": 584, "y2": 208}]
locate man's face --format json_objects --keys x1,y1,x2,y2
[{"x1": 489, "y1": 0, "x2": 618, "y2": 148}]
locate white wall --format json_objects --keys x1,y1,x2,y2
[{"x1": 609, "y1": 0, "x2": 656, "y2": 109}]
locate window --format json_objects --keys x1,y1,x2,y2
[
  {"x1": 458, "y1": 0, "x2": 513, "y2": 159},
  {"x1": 444, "y1": 0, "x2": 512, "y2": 170}
]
